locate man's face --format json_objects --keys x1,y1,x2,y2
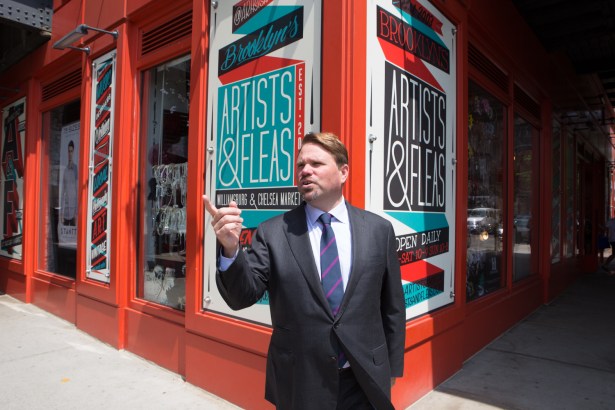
[
  {"x1": 296, "y1": 142, "x2": 348, "y2": 210},
  {"x1": 68, "y1": 145, "x2": 74, "y2": 163}
]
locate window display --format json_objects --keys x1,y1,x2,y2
[
  {"x1": 513, "y1": 114, "x2": 538, "y2": 281},
  {"x1": 0, "y1": 97, "x2": 26, "y2": 260},
  {"x1": 137, "y1": 55, "x2": 189, "y2": 310},
  {"x1": 466, "y1": 82, "x2": 505, "y2": 301},
  {"x1": 40, "y1": 100, "x2": 81, "y2": 278},
  {"x1": 551, "y1": 120, "x2": 561, "y2": 263},
  {"x1": 564, "y1": 131, "x2": 574, "y2": 257}
]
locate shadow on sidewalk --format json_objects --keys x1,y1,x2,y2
[{"x1": 409, "y1": 271, "x2": 615, "y2": 410}]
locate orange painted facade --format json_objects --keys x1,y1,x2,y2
[{"x1": 0, "y1": 1, "x2": 607, "y2": 408}]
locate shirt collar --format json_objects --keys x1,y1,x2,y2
[{"x1": 305, "y1": 199, "x2": 348, "y2": 226}]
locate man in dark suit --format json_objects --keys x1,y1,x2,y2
[{"x1": 204, "y1": 132, "x2": 405, "y2": 409}]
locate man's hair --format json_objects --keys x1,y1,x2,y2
[
  {"x1": 301, "y1": 132, "x2": 348, "y2": 167},
  {"x1": 68, "y1": 140, "x2": 74, "y2": 149}
]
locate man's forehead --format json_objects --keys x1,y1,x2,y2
[{"x1": 298, "y1": 143, "x2": 330, "y2": 158}]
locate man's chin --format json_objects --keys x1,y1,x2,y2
[{"x1": 300, "y1": 191, "x2": 318, "y2": 203}]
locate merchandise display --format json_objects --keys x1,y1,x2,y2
[{"x1": 139, "y1": 55, "x2": 190, "y2": 310}]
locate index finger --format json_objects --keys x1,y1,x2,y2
[{"x1": 203, "y1": 195, "x2": 218, "y2": 218}]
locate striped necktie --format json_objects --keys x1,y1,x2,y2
[
  {"x1": 319, "y1": 213, "x2": 344, "y2": 316},
  {"x1": 319, "y1": 213, "x2": 347, "y2": 368}
]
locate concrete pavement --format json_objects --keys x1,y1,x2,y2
[
  {"x1": 409, "y1": 270, "x2": 615, "y2": 410},
  {"x1": 1, "y1": 270, "x2": 614, "y2": 409},
  {"x1": 0, "y1": 293, "x2": 240, "y2": 410}
]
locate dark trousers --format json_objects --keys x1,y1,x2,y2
[{"x1": 337, "y1": 368, "x2": 373, "y2": 410}]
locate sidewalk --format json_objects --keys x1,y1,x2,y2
[
  {"x1": 0, "y1": 293, "x2": 240, "y2": 410},
  {"x1": 409, "y1": 270, "x2": 615, "y2": 410},
  {"x1": 1, "y1": 270, "x2": 614, "y2": 410}
]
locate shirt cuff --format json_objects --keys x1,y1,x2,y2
[{"x1": 219, "y1": 248, "x2": 239, "y2": 271}]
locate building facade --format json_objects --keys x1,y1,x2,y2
[{"x1": 1, "y1": 0, "x2": 613, "y2": 408}]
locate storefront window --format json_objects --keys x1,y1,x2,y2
[
  {"x1": 40, "y1": 100, "x2": 81, "y2": 278},
  {"x1": 466, "y1": 82, "x2": 506, "y2": 301},
  {"x1": 551, "y1": 120, "x2": 561, "y2": 263},
  {"x1": 137, "y1": 55, "x2": 189, "y2": 310},
  {"x1": 564, "y1": 131, "x2": 574, "y2": 257},
  {"x1": 513, "y1": 114, "x2": 539, "y2": 281},
  {"x1": 1, "y1": 98, "x2": 26, "y2": 260}
]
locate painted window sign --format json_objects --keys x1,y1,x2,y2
[
  {"x1": 204, "y1": 0, "x2": 322, "y2": 325},
  {"x1": 219, "y1": 5, "x2": 303, "y2": 75},
  {"x1": 368, "y1": 0, "x2": 456, "y2": 319},
  {"x1": 384, "y1": 61, "x2": 447, "y2": 213},
  {"x1": 0, "y1": 97, "x2": 25, "y2": 260},
  {"x1": 86, "y1": 50, "x2": 117, "y2": 283},
  {"x1": 216, "y1": 66, "x2": 297, "y2": 193}
]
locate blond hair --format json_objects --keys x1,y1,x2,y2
[{"x1": 301, "y1": 132, "x2": 348, "y2": 167}]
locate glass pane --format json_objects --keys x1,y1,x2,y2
[
  {"x1": 40, "y1": 100, "x2": 81, "y2": 278},
  {"x1": 564, "y1": 131, "x2": 574, "y2": 257},
  {"x1": 137, "y1": 55, "x2": 190, "y2": 310},
  {"x1": 513, "y1": 114, "x2": 539, "y2": 281},
  {"x1": 551, "y1": 120, "x2": 561, "y2": 263},
  {"x1": 1, "y1": 98, "x2": 26, "y2": 260},
  {"x1": 466, "y1": 82, "x2": 506, "y2": 301}
]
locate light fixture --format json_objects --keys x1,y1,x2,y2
[
  {"x1": 53, "y1": 24, "x2": 119, "y2": 54},
  {"x1": 479, "y1": 230, "x2": 489, "y2": 241}
]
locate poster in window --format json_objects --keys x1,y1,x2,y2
[
  {"x1": 0, "y1": 97, "x2": 26, "y2": 260},
  {"x1": 58, "y1": 121, "x2": 80, "y2": 249},
  {"x1": 367, "y1": 0, "x2": 457, "y2": 319},
  {"x1": 86, "y1": 50, "x2": 116, "y2": 283},
  {"x1": 204, "y1": 0, "x2": 322, "y2": 325}
]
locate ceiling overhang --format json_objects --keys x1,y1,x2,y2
[
  {"x1": 513, "y1": 0, "x2": 615, "y2": 155},
  {"x1": 0, "y1": 0, "x2": 52, "y2": 75}
]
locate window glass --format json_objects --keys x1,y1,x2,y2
[
  {"x1": 1, "y1": 98, "x2": 26, "y2": 260},
  {"x1": 564, "y1": 131, "x2": 574, "y2": 257},
  {"x1": 137, "y1": 55, "x2": 190, "y2": 310},
  {"x1": 551, "y1": 120, "x2": 561, "y2": 263},
  {"x1": 466, "y1": 82, "x2": 506, "y2": 301},
  {"x1": 40, "y1": 100, "x2": 81, "y2": 278},
  {"x1": 513, "y1": 114, "x2": 539, "y2": 281}
]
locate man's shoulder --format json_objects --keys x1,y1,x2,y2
[
  {"x1": 258, "y1": 204, "x2": 305, "y2": 228},
  {"x1": 347, "y1": 203, "x2": 393, "y2": 227}
]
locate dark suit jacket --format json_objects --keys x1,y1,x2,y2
[{"x1": 216, "y1": 202, "x2": 405, "y2": 410}]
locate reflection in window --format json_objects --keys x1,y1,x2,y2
[
  {"x1": 137, "y1": 55, "x2": 190, "y2": 311},
  {"x1": 466, "y1": 82, "x2": 506, "y2": 301},
  {"x1": 513, "y1": 114, "x2": 539, "y2": 281},
  {"x1": 564, "y1": 131, "x2": 574, "y2": 257},
  {"x1": 551, "y1": 121, "x2": 561, "y2": 263},
  {"x1": 40, "y1": 100, "x2": 81, "y2": 278}
]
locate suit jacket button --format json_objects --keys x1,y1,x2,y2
[
  {"x1": 329, "y1": 356, "x2": 337, "y2": 362},
  {"x1": 334, "y1": 323, "x2": 339, "y2": 329}
]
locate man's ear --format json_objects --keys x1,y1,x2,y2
[{"x1": 340, "y1": 164, "x2": 349, "y2": 183}]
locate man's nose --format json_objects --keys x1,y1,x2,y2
[{"x1": 298, "y1": 165, "x2": 310, "y2": 175}]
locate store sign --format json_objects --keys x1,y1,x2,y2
[
  {"x1": 204, "y1": 0, "x2": 322, "y2": 325},
  {"x1": 367, "y1": 0, "x2": 457, "y2": 319},
  {"x1": 0, "y1": 97, "x2": 26, "y2": 260},
  {"x1": 86, "y1": 50, "x2": 117, "y2": 283}
]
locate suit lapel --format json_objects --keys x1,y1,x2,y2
[
  {"x1": 337, "y1": 204, "x2": 367, "y2": 317},
  {"x1": 283, "y1": 205, "x2": 331, "y2": 314}
]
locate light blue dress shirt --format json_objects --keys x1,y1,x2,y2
[{"x1": 219, "y1": 200, "x2": 353, "y2": 289}]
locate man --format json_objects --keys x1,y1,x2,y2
[
  {"x1": 62, "y1": 140, "x2": 78, "y2": 226},
  {"x1": 204, "y1": 132, "x2": 405, "y2": 409}
]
